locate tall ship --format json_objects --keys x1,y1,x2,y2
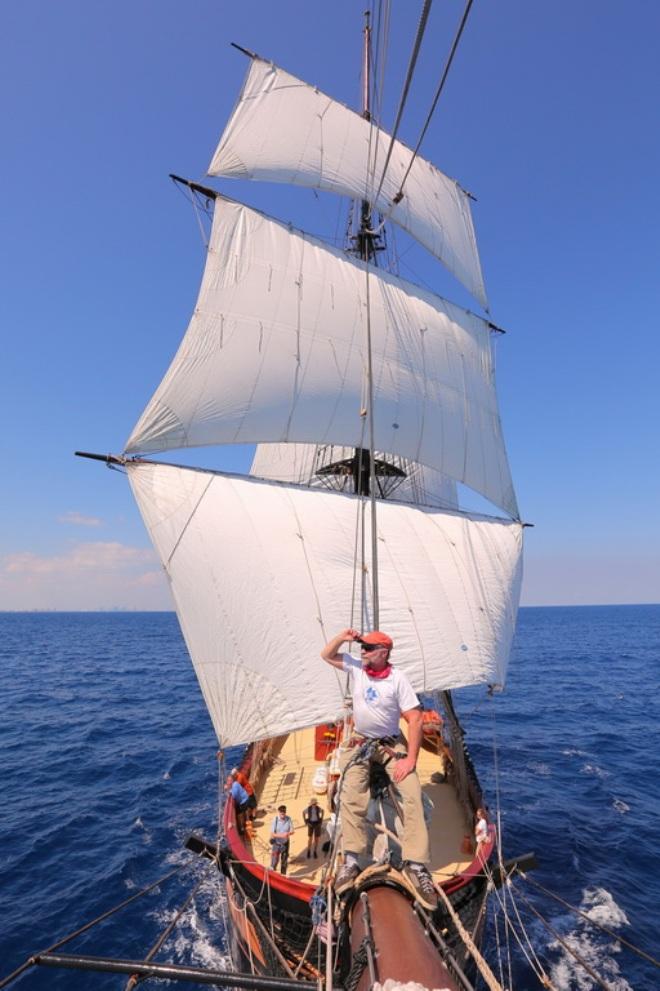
[{"x1": 72, "y1": 7, "x2": 525, "y2": 990}]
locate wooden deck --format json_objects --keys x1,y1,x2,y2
[{"x1": 244, "y1": 725, "x2": 474, "y2": 885}]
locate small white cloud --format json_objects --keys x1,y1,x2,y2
[
  {"x1": 0, "y1": 542, "x2": 170, "y2": 610},
  {"x1": 129, "y1": 570, "x2": 166, "y2": 588},
  {"x1": 4, "y1": 542, "x2": 154, "y2": 576},
  {"x1": 58, "y1": 511, "x2": 103, "y2": 528}
]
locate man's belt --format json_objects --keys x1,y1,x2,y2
[{"x1": 345, "y1": 734, "x2": 405, "y2": 759}]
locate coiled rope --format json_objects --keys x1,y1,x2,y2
[{"x1": 343, "y1": 936, "x2": 371, "y2": 991}]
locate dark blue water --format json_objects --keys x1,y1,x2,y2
[{"x1": 1, "y1": 607, "x2": 658, "y2": 990}]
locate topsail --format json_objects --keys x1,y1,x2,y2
[{"x1": 126, "y1": 197, "x2": 517, "y2": 518}]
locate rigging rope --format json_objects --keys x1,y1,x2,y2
[
  {"x1": 503, "y1": 872, "x2": 553, "y2": 987},
  {"x1": 373, "y1": 0, "x2": 434, "y2": 203},
  {"x1": 0, "y1": 864, "x2": 190, "y2": 991},
  {"x1": 513, "y1": 885, "x2": 616, "y2": 991},
  {"x1": 123, "y1": 873, "x2": 207, "y2": 990},
  {"x1": 411, "y1": 903, "x2": 476, "y2": 991},
  {"x1": 226, "y1": 865, "x2": 295, "y2": 978},
  {"x1": 394, "y1": 0, "x2": 476, "y2": 200},
  {"x1": 370, "y1": 0, "x2": 392, "y2": 128},
  {"x1": 520, "y1": 873, "x2": 660, "y2": 970},
  {"x1": 491, "y1": 898, "x2": 507, "y2": 991},
  {"x1": 171, "y1": 179, "x2": 212, "y2": 247},
  {"x1": 217, "y1": 749, "x2": 227, "y2": 862},
  {"x1": 486, "y1": 696, "x2": 552, "y2": 987},
  {"x1": 434, "y1": 882, "x2": 503, "y2": 991},
  {"x1": 483, "y1": 864, "x2": 553, "y2": 989}
]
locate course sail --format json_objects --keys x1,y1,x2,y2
[
  {"x1": 125, "y1": 196, "x2": 517, "y2": 518},
  {"x1": 208, "y1": 57, "x2": 488, "y2": 309},
  {"x1": 127, "y1": 461, "x2": 523, "y2": 748}
]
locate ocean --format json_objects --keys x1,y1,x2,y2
[{"x1": 1, "y1": 606, "x2": 658, "y2": 990}]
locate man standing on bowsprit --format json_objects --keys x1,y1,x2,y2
[{"x1": 321, "y1": 628, "x2": 438, "y2": 911}]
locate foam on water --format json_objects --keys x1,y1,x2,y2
[
  {"x1": 153, "y1": 879, "x2": 230, "y2": 971},
  {"x1": 548, "y1": 887, "x2": 633, "y2": 991},
  {"x1": 580, "y1": 763, "x2": 609, "y2": 779},
  {"x1": 528, "y1": 760, "x2": 552, "y2": 776}
]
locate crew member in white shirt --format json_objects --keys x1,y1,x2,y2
[{"x1": 321, "y1": 628, "x2": 437, "y2": 911}]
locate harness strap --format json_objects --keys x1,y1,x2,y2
[{"x1": 345, "y1": 735, "x2": 407, "y2": 766}]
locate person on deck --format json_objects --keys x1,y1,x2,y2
[
  {"x1": 270, "y1": 805, "x2": 294, "y2": 874},
  {"x1": 228, "y1": 776, "x2": 251, "y2": 835},
  {"x1": 230, "y1": 767, "x2": 257, "y2": 820},
  {"x1": 302, "y1": 797, "x2": 324, "y2": 859},
  {"x1": 475, "y1": 807, "x2": 489, "y2": 848},
  {"x1": 320, "y1": 628, "x2": 438, "y2": 911}
]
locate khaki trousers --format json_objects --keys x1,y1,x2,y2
[{"x1": 339, "y1": 737, "x2": 430, "y2": 865}]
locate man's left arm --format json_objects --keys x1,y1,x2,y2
[{"x1": 393, "y1": 707, "x2": 423, "y2": 783}]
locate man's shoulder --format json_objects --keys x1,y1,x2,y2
[
  {"x1": 391, "y1": 665, "x2": 413, "y2": 687},
  {"x1": 391, "y1": 666, "x2": 420, "y2": 706}
]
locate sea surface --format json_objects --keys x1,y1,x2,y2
[{"x1": 1, "y1": 606, "x2": 658, "y2": 990}]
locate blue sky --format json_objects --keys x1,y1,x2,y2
[{"x1": 1, "y1": 0, "x2": 658, "y2": 609}]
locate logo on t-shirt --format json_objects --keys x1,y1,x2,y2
[{"x1": 365, "y1": 685, "x2": 379, "y2": 704}]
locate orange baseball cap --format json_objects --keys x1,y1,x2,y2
[{"x1": 360, "y1": 631, "x2": 393, "y2": 649}]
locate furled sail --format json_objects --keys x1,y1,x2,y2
[
  {"x1": 127, "y1": 461, "x2": 523, "y2": 748},
  {"x1": 208, "y1": 58, "x2": 487, "y2": 309},
  {"x1": 126, "y1": 197, "x2": 517, "y2": 518},
  {"x1": 250, "y1": 443, "x2": 459, "y2": 510}
]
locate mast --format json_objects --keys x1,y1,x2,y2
[{"x1": 360, "y1": 9, "x2": 380, "y2": 628}]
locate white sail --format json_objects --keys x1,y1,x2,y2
[
  {"x1": 250, "y1": 443, "x2": 459, "y2": 510},
  {"x1": 127, "y1": 461, "x2": 523, "y2": 748},
  {"x1": 126, "y1": 197, "x2": 517, "y2": 518},
  {"x1": 209, "y1": 58, "x2": 488, "y2": 309}
]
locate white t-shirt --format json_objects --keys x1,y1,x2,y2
[{"x1": 341, "y1": 653, "x2": 420, "y2": 738}]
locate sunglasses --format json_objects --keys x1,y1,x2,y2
[{"x1": 359, "y1": 642, "x2": 383, "y2": 653}]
